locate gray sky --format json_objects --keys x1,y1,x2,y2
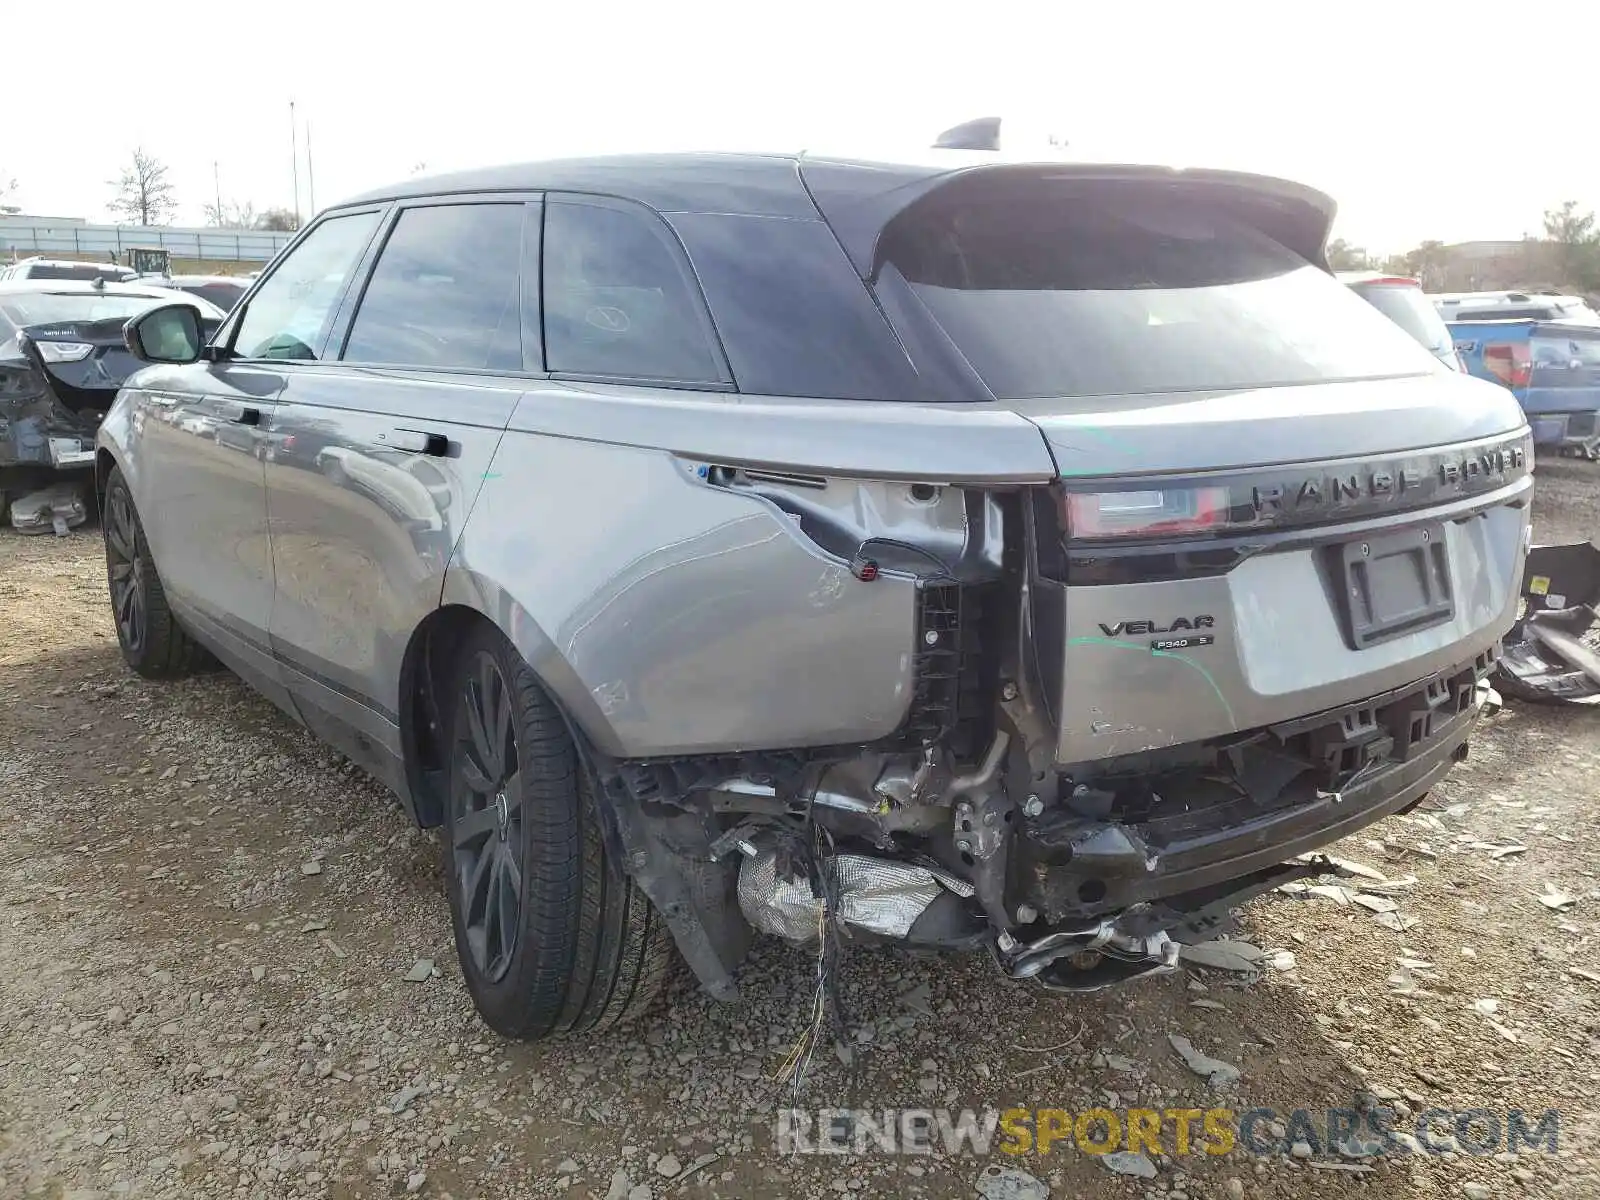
[{"x1": 10, "y1": 0, "x2": 1595, "y2": 254}]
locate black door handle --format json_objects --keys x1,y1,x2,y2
[
  {"x1": 234, "y1": 407, "x2": 262, "y2": 426},
  {"x1": 378, "y1": 428, "x2": 449, "y2": 456}
]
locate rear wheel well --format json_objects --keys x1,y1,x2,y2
[{"x1": 400, "y1": 605, "x2": 504, "y2": 828}]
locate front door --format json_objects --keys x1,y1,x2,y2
[
  {"x1": 136, "y1": 207, "x2": 387, "y2": 706},
  {"x1": 262, "y1": 198, "x2": 535, "y2": 791},
  {"x1": 132, "y1": 360, "x2": 283, "y2": 697}
]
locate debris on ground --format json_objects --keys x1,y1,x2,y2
[
  {"x1": 1099, "y1": 1152, "x2": 1157, "y2": 1179},
  {"x1": 975, "y1": 1164, "x2": 1050, "y2": 1198},
  {"x1": 1178, "y1": 939, "x2": 1264, "y2": 973},
  {"x1": 1538, "y1": 883, "x2": 1578, "y2": 911},
  {"x1": 404, "y1": 958, "x2": 436, "y2": 982},
  {"x1": 9, "y1": 483, "x2": 87, "y2": 535},
  {"x1": 1167, "y1": 1034, "x2": 1241, "y2": 1087}
]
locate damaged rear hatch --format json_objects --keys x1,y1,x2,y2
[
  {"x1": 814, "y1": 160, "x2": 1530, "y2": 761},
  {"x1": 0, "y1": 284, "x2": 221, "y2": 477}
]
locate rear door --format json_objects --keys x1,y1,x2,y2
[{"x1": 262, "y1": 197, "x2": 533, "y2": 791}]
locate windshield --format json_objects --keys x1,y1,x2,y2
[
  {"x1": 877, "y1": 182, "x2": 1439, "y2": 399},
  {"x1": 1351, "y1": 282, "x2": 1455, "y2": 356},
  {"x1": 0, "y1": 292, "x2": 167, "y2": 326}
]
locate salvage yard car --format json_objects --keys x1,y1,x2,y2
[
  {"x1": 0, "y1": 279, "x2": 223, "y2": 508},
  {"x1": 95, "y1": 152, "x2": 1533, "y2": 1040},
  {"x1": 1449, "y1": 316, "x2": 1600, "y2": 458},
  {"x1": 1339, "y1": 271, "x2": 1464, "y2": 370}
]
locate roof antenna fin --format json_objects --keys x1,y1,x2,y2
[{"x1": 932, "y1": 116, "x2": 1002, "y2": 151}]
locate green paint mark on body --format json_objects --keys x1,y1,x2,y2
[{"x1": 1063, "y1": 634, "x2": 1236, "y2": 724}]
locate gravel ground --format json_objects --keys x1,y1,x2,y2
[{"x1": 2, "y1": 464, "x2": 1600, "y2": 1200}]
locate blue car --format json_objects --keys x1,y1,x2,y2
[{"x1": 1449, "y1": 318, "x2": 1600, "y2": 457}]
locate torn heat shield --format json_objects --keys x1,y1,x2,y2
[
  {"x1": 1497, "y1": 541, "x2": 1600, "y2": 705},
  {"x1": 737, "y1": 849, "x2": 975, "y2": 944}
]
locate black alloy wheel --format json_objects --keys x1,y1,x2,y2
[
  {"x1": 449, "y1": 650, "x2": 524, "y2": 983},
  {"x1": 105, "y1": 485, "x2": 146, "y2": 654}
]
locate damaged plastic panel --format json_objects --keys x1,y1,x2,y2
[
  {"x1": 1497, "y1": 541, "x2": 1600, "y2": 704},
  {"x1": 9, "y1": 482, "x2": 88, "y2": 535}
]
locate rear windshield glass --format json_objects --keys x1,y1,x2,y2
[
  {"x1": 876, "y1": 183, "x2": 1440, "y2": 399},
  {"x1": 1452, "y1": 307, "x2": 1558, "y2": 322},
  {"x1": 0, "y1": 292, "x2": 161, "y2": 326},
  {"x1": 1350, "y1": 282, "x2": 1455, "y2": 356},
  {"x1": 22, "y1": 264, "x2": 132, "y2": 282}
]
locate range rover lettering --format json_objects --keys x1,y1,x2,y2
[{"x1": 95, "y1": 152, "x2": 1532, "y2": 1038}]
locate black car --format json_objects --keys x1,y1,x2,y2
[
  {"x1": 133, "y1": 274, "x2": 250, "y2": 313},
  {"x1": 0, "y1": 280, "x2": 223, "y2": 497}
]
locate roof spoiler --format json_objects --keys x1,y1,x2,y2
[{"x1": 799, "y1": 160, "x2": 1338, "y2": 279}]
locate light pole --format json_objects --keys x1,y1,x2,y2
[
  {"x1": 213, "y1": 161, "x2": 222, "y2": 225},
  {"x1": 289, "y1": 100, "x2": 301, "y2": 227}
]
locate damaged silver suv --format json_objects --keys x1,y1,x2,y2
[{"x1": 96, "y1": 152, "x2": 1532, "y2": 1039}]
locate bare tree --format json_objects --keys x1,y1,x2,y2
[
  {"x1": 204, "y1": 199, "x2": 259, "y2": 229},
  {"x1": 1325, "y1": 238, "x2": 1371, "y2": 271},
  {"x1": 107, "y1": 148, "x2": 177, "y2": 226},
  {"x1": 254, "y1": 208, "x2": 300, "y2": 232},
  {"x1": 1542, "y1": 200, "x2": 1600, "y2": 292}
]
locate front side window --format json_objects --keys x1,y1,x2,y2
[
  {"x1": 542, "y1": 196, "x2": 725, "y2": 384},
  {"x1": 231, "y1": 210, "x2": 382, "y2": 360},
  {"x1": 342, "y1": 203, "x2": 528, "y2": 371}
]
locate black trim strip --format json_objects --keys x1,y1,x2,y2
[
  {"x1": 1064, "y1": 474, "x2": 1530, "y2": 585},
  {"x1": 180, "y1": 601, "x2": 400, "y2": 724},
  {"x1": 1059, "y1": 428, "x2": 1532, "y2": 541}
]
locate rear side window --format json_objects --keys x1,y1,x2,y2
[
  {"x1": 542, "y1": 195, "x2": 725, "y2": 385},
  {"x1": 876, "y1": 180, "x2": 1440, "y2": 399},
  {"x1": 668, "y1": 212, "x2": 923, "y2": 401},
  {"x1": 343, "y1": 203, "x2": 529, "y2": 371},
  {"x1": 232, "y1": 210, "x2": 382, "y2": 360},
  {"x1": 1351, "y1": 282, "x2": 1455, "y2": 357}
]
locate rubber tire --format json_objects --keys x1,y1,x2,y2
[
  {"x1": 102, "y1": 467, "x2": 213, "y2": 679},
  {"x1": 442, "y1": 622, "x2": 675, "y2": 1040}
]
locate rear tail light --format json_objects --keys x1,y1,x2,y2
[
  {"x1": 1483, "y1": 342, "x2": 1531, "y2": 388},
  {"x1": 1064, "y1": 486, "x2": 1230, "y2": 541}
]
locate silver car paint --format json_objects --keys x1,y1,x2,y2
[
  {"x1": 1019, "y1": 371, "x2": 1519, "y2": 478},
  {"x1": 102, "y1": 366, "x2": 1530, "y2": 772},
  {"x1": 259, "y1": 366, "x2": 513, "y2": 789},
  {"x1": 445, "y1": 416, "x2": 923, "y2": 758},
  {"x1": 1052, "y1": 493, "x2": 1528, "y2": 761},
  {"x1": 112, "y1": 363, "x2": 297, "y2": 716}
]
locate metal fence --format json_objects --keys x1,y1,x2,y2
[{"x1": 0, "y1": 222, "x2": 293, "y2": 262}]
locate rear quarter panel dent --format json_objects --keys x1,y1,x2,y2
[{"x1": 447, "y1": 431, "x2": 920, "y2": 757}]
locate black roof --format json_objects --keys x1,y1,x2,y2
[
  {"x1": 336, "y1": 151, "x2": 1338, "y2": 272},
  {"x1": 338, "y1": 152, "x2": 825, "y2": 217}
]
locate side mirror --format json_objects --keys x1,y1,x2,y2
[{"x1": 124, "y1": 302, "x2": 204, "y2": 364}]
